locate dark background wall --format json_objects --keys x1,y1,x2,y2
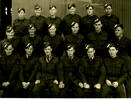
[{"x1": 11, "y1": 0, "x2": 131, "y2": 39}]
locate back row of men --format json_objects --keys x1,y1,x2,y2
[{"x1": 0, "y1": 3, "x2": 131, "y2": 98}]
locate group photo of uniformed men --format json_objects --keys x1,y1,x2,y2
[{"x1": 0, "y1": 0, "x2": 131, "y2": 98}]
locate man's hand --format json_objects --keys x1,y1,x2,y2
[
  {"x1": 78, "y1": 82, "x2": 84, "y2": 88},
  {"x1": 2, "y1": 82, "x2": 10, "y2": 87},
  {"x1": 94, "y1": 83, "x2": 101, "y2": 89},
  {"x1": 106, "y1": 79, "x2": 112, "y2": 86},
  {"x1": 59, "y1": 81, "x2": 64, "y2": 88},
  {"x1": 112, "y1": 81, "x2": 118, "y2": 88},
  {"x1": 22, "y1": 82, "x2": 30, "y2": 89},
  {"x1": 84, "y1": 83, "x2": 90, "y2": 89},
  {"x1": 53, "y1": 80, "x2": 59, "y2": 85},
  {"x1": 35, "y1": 80, "x2": 40, "y2": 85}
]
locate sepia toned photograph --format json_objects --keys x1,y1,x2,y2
[{"x1": 0, "y1": 0, "x2": 131, "y2": 98}]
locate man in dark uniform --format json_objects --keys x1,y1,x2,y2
[
  {"x1": 65, "y1": 22, "x2": 85, "y2": 58},
  {"x1": 113, "y1": 24, "x2": 131, "y2": 97},
  {"x1": 61, "y1": 3, "x2": 81, "y2": 36},
  {"x1": 79, "y1": 44, "x2": 105, "y2": 97},
  {"x1": 100, "y1": 3, "x2": 120, "y2": 42},
  {"x1": 58, "y1": 44, "x2": 83, "y2": 97},
  {"x1": 29, "y1": 4, "x2": 47, "y2": 37},
  {"x1": 13, "y1": 8, "x2": 29, "y2": 37},
  {"x1": 32, "y1": 42, "x2": 59, "y2": 97},
  {"x1": 81, "y1": 5, "x2": 98, "y2": 38},
  {"x1": 43, "y1": 24, "x2": 64, "y2": 58},
  {"x1": 18, "y1": 43, "x2": 39, "y2": 97},
  {"x1": 87, "y1": 18, "x2": 108, "y2": 57},
  {"x1": 102, "y1": 43, "x2": 127, "y2": 98},
  {"x1": 22, "y1": 24, "x2": 42, "y2": 56},
  {"x1": 46, "y1": 5, "x2": 62, "y2": 35},
  {"x1": 0, "y1": 25, "x2": 20, "y2": 55},
  {"x1": 0, "y1": 43, "x2": 20, "y2": 97}
]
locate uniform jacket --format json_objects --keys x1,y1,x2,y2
[
  {"x1": 36, "y1": 56, "x2": 59, "y2": 81},
  {"x1": 0, "y1": 53, "x2": 20, "y2": 82},
  {"x1": 20, "y1": 55, "x2": 39, "y2": 82},
  {"x1": 103, "y1": 56, "x2": 127, "y2": 85},
  {"x1": 58, "y1": 55, "x2": 80, "y2": 85},
  {"x1": 61, "y1": 14, "x2": 81, "y2": 35},
  {"x1": 81, "y1": 14, "x2": 98, "y2": 37},
  {"x1": 79, "y1": 56, "x2": 105, "y2": 85},
  {"x1": 13, "y1": 18, "x2": 29, "y2": 37}
]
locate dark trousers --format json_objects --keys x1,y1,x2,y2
[
  {"x1": 32, "y1": 80, "x2": 59, "y2": 98},
  {"x1": 102, "y1": 84, "x2": 126, "y2": 98},
  {"x1": 124, "y1": 82, "x2": 131, "y2": 98},
  {"x1": 59, "y1": 81, "x2": 84, "y2": 98},
  {"x1": 84, "y1": 87, "x2": 102, "y2": 98}
]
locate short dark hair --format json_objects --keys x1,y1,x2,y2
[
  {"x1": 34, "y1": 4, "x2": 41, "y2": 10},
  {"x1": 49, "y1": 5, "x2": 56, "y2": 10},
  {"x1": 85, "y1": 44, "x2": 95, "y2": 50},
  {"x1": 17, "y1": 8, "x2": 25, "y2": 13},
  {"x1": 114, "y1": 24, "x2": 124, "y2": 30},
  {"x1": 104, "y1": 3, "x2": 112, "y2": 9},
  {"x1": 68, "y1": 3, "x2": 76, "y2": 9},
  {"x1": 107, "y1": 43, "x2": 118, "y2": 50},
  {"x1": 93, "y1": 18, "x2": 101, "y2": 24},
  {"x1": 43, "y1": 42, "x2": 52, "y2": 49},
  {"x1": 86, "y1": 5, "x2": 94, "y2": 10}
]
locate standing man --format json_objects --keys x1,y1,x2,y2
[
  {"x1": 100, "y1": 3, "x2": 120, "y2": 42},
  {"x1": 13, "y1": 8, "x2": 29, "y2": 37},
  {"x1": 81, "y1": 5, "x2": 98, "y2": 38},
  {"x1": 46, "y1": 5, "x2": 62, "y2": 35},
  {"x1": 61, "y1": 3, "x2": 81, "y2": 36},
  {"x1": 87, "y1": 18, "x2": 108, "y2": 57},
  {"x1": 29, "y1": 4, "x2": 47, "y2": 37},
  {"x1": 79, "y1": 44, "x2": 105, "y2": 97},
  {"x1": 102, "y1": 43, "x2": 127, "y2": 98}
]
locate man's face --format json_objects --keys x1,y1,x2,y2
[
  {"x1": 71, "y1": 23, "x2": 79, "y2": 34},
  {"x1": 105, "y1": 6, "x2": 112, "y2": 15},
  {"x1": 67, "y1": 47, "x2": 75, "y2": 57},
  {"x1": 35, "y1": 8, "x2": 42, "y2": 16},
  {"x1": 48, "y1": 25, "x2": 56, "y2": 37},
  {"x1": 87, "y1": 48, "x2": 95, "y2": 58},
  {"x1": 25, "y1": 45, "x2": 33, "y2": 56},
  {"x1": 94, "y1": 21, "x2": 102, "y2": 33},
  {"x1": 68, "y1": 7, "x2": 76, "y2": 15},
  {"x1": 44, "y1": 46, "x2": 52, "y2": 56},
  {"x1": 6, "y1": 30, "x2": 15, "y2": 39},
  {"x1": 49, "y1": 7, "x2": 57, "y2": 16},
  {"x1": 108, "y1": 47, "x2": 118, "y2": 58},
  {"x1": 115, "y1": 27, "x2": 123, "y2": 37},
  {"x1": 87, "y1": 7, "x2": 94, "y2": 16},
  {"x1": 18, "y1": 10, "x2": 25, "y2": 19},
  {"x1": 5, "y1": 45, "x2": 14, "y2": 56},
  {"x1": 28, "y1": 27, "x2": 36, "y2": 35}
]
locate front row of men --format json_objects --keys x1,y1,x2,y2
[{"x1": 0, "y1": 40, "x2": 131, "y2": 98}]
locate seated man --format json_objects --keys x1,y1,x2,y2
[
  {"x1": 58, "y1": 44, "x2": 83, "y2": 97},
  {"x1": 102, "y1": 43, "x2": 127, "y2": 98},
  {"x1": 32, "y1": 42, "x2": 59, "y2": 98},
  {"x1": 79, "y1": 44, "x2": 105, "y2": 98}
]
